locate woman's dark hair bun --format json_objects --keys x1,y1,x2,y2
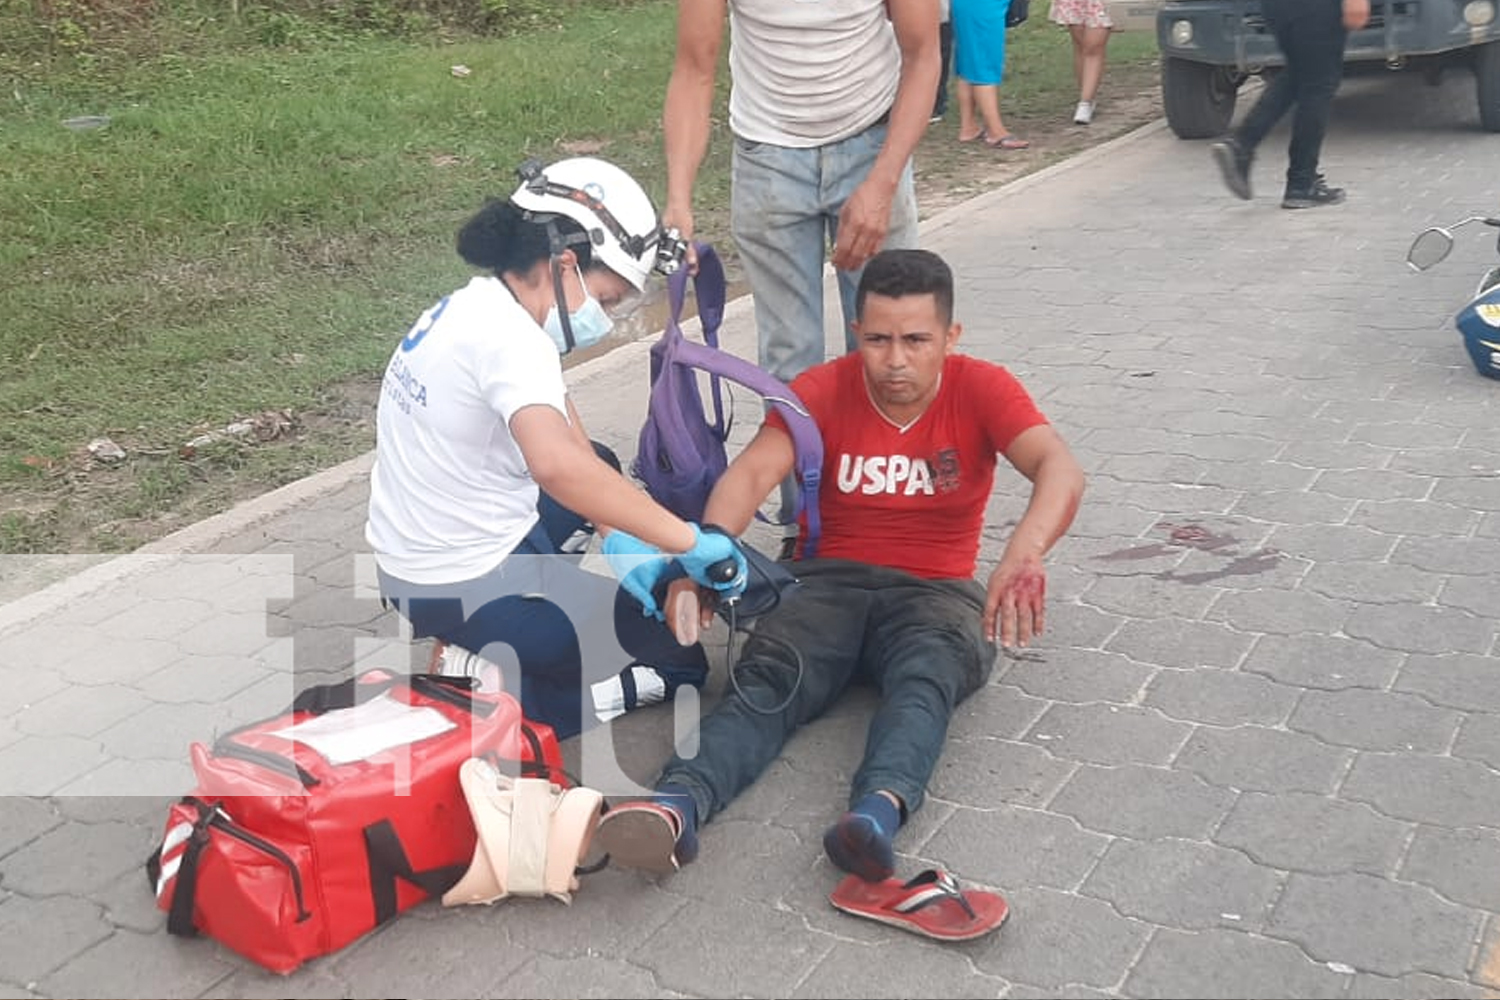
[{"x1": 456, "y1": 199, "x2": 517, "y2": 271}]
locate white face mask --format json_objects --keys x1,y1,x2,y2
[{"x1": 542, "y1": 266, "x2": 614, "y2": 354}]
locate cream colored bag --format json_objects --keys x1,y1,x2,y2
[{"x1": 443, "y1": 757, "x2": 604, "y2": 906}]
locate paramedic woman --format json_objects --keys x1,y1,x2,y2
[{"x1": 366, "y1": 156, "x2": 747, "y2": 739}]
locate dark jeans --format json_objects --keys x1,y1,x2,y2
[
  {"x1": 660, "y1": 559, "x2": 996, "y2": 823},
  {"x1": 378, "y1": 442, "x2": 707, "y2": 739},
  {"x1": 1235, "y1": 0, "x2": 1348, "y2": 191},
  {"x1": 934, "y1": 19, "x2": 954, "y2": 117}
]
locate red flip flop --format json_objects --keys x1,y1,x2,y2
[{"x1": 829, "y1": 868, "x2": 1009, "y2": 942}]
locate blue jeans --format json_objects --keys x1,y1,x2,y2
[
  {"x1": 730, "y1": 122, "x2": 920, "y2": 384},
  {"x1": 660, "y1": 559, "x2": 995, "y2": 823}
]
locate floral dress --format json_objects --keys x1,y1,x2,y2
[{"x1": 1049, "y1": 0, "x2": 1114, "y2": 28}]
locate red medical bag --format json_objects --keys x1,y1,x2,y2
[{"x1": 146, "y1": 670, "x2": 526, "y2": 973}]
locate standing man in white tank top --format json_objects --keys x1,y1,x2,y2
[{"x1": 663, "y1": 0, "x2": 940, "y2": 549}]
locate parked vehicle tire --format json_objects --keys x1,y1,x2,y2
[
  {"x1": 1162, "y1": 57, "x2": 1240, "y2": 138},
  {"x1": 1477, "y1": 39, "x2": 1500, "y2": 133}
]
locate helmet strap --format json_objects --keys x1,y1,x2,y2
[{"x1": 547, "y1": 238, "x2": 576, "y2": 353}]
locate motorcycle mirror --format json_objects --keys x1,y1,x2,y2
[{"x1": 1407, "y1": 227, "x2": 1455, "y2": 272}]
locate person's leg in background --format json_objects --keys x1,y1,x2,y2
[
  {"x1": 825, "y1": 122, "x2": 920, "y2": 354},
  {"x1": 934, "y1": 15, "x2": 954, "y2": 120},
  {"x1": 732, "y1": 139, "x2": 828, "y2": 386},
  {"x1": 1279, "y1": 0, "x2": 1349, "y2": 206},
  {"x1": 1209, "y1": 0, "x2": 1300, "y2": 199},
  {"x1": 736, "y1": 126, "x2": 916, "y2": 539},
  {"x1": 953, "y1": 0, "x2": 1025, "y2": 148},
  {"x1": 1069, "y1": 23, "x2": 1112, "y2": 123},
  {"x1": 733, "y1": 138, "x2": 830, "y2": 546},
  {"x1": 956, "y1": 77, "x2": 982, "y2": 140},
  {"x1": 966, "y1": 82, "x2": 1028, "y2": 147}
]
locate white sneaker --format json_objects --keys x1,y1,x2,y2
[
  {"x1": 433, "y1": 642, "x2": 505, "y2": 693},
  {"x1": 591, "y1": 666, "x2": 668, "y2": 723},
  {"x1": 1073, "y1": 101, "x2": 1095, "y2": 125}
]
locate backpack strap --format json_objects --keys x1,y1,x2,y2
[
  {"x1": 666, "y1": 336, "x2": 823, "y2": 557},
  {"x1": 667, "y1": 243, "x2": 729, "y2": 437}
]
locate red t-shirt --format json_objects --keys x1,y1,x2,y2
[{"x1": 767, "y1": 352, "x2": 1047, "y2": 580}]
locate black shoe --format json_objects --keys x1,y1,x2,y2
[
  {"x1": 1282, "y1": 176, "x2": 1346, "y2": 209},
  {"x1": 1210, "y1": 138, "x2": 1252, "y2": 200}
]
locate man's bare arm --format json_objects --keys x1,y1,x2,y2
[
  {"x1": 983, "y1": 425, "x2": 1086, "y2": 647},
  {"x1": 702, "y1": 424, "x2": 797, "y2": 534},
  {"x1": 662, "y1": 0, "x2": 729, "y2": 266},
  {"x1": 511, "y1": 404, "x2": 696, "y2": 554}
]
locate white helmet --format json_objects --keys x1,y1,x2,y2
[{"x1": 509, "y1": 156, "x2": 671, "y2": 291}]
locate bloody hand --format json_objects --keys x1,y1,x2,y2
[{"x1": 984, "y1": 553, "x2": 1048, "y2": 648}]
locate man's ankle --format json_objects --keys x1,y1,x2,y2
[
  {"x1": 823, "y1": 791, "x2": 903, "y2": 881},
  {"x1": 654, "y1": 782, "x2": 700, "y2": 863}
]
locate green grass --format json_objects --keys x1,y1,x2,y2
[
  {"x1": 1, "y1": 2, "x2": 711, "y2": 551},
  {"x1": 0, "y1": 4, "x2": 1154, "y2": 553}
]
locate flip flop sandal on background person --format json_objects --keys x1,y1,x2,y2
[
  {"x1": 983, "y1": 133, "x2": 1031, "y2": 150},
  {"x1": 828, "y1": 869, "x2": 1010, "y2": 942}
]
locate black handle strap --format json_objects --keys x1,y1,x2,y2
[
  {"x1": 291, "y1": 674, "x2": 395, "y2": 714},
  {"x1": 166, "y1": 826, "x2": 208, "y2": 937},
  {"x1": 363, "y1": 819, "x2": 468, "y2": 925},
  {"x1": 411, "y1": 673, "x2": 495, "y2": 718},
  {"x1": 515, "y1": 722, "x2": 584, "y2": 789},
  {"x1": 144, "y1": 797, "x2": 216, "y2": 938}
]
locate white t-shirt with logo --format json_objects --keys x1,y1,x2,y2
[{"x1": 365, "y1": 276, "x2": 568, "y2": 585}]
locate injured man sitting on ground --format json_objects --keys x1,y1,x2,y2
[{"x1": 593, "y1": 248, "x2": 1086, "y2": 941}]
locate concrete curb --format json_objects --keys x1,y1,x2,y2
[{"x1": 0, "y1": 117, "x2": 1168, "y2": 638}]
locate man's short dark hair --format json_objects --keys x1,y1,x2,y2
[{"x1": 855, "y1": 249, "x2": 955, "y2": 326}]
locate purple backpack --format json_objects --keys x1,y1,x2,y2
[{"x1": 632, "y1": 243, "x2": 823, "y2": 556}]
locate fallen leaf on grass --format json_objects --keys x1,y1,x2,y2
[
  {"x1": 86, "y1": 437, "x2": 126, "y2": 462},
  {"x1": 21, "y1": 455, "x2": 54, "y2": 469}
]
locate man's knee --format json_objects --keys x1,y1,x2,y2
[{"x1": 882, "y1": 630, "x2": 991, "y2": 703}]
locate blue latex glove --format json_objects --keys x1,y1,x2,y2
[
  {"x1": 601, "y1": 530, "x2": 671, "y2": 620},
  {"x1": 678, "y1": 524, "x2": 749, "y2": 601}
]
